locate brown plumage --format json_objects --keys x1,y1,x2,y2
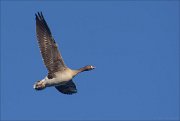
[
  {"x1": 36, "y1": 12, "x2": 66, "y2": 76},
  {"x1": 34, "y1": 12, "x2": 95, "y2": 95}
]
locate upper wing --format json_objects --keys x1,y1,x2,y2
[
  {"x1": 35, "y1": 12, "x2": 66, "y2": 74},
  {"x1": 55, "y1": 80, "x2": 77, "y2": 95}
]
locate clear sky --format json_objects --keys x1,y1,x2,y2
[{"x1": 1, "y1": 1, "x2": 179, "y2": 120}]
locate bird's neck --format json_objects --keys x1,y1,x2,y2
[{"x1": 72, "y1": 67, "x2": 87, "y2": 77}]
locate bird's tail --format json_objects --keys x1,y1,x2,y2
[{"x1": 33, "y1": 80, "x2": 46, "y2": 90}]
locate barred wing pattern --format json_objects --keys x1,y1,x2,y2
[{"x1": 36, "y1": 12, "x2": 66, "y2": 76}]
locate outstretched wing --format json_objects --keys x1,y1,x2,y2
[
  {"x1": 55, "y1": 80, "x2": 77, "y2": 95},
  {"x1": 35, "y1": 12, "x2": 66, "y2": 75}
]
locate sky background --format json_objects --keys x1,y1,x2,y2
[{"x1": 1, "y1": 0, "x2": 179, "y2": 120}]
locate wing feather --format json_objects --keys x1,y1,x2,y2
[
  {"x1": 35, "y1": 12, "x2": 66, "y2": 75},
  {"x1": 55, "y1": 80, "x2": 77, "y2": 95}
]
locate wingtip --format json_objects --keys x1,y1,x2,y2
[
  {"x1": 35, "y1": 13, "x2": 38, "y2": 19},
  {"x1": 37, "y1": 12, "x2": 41, "y2": 18},
  {"x1": 35, "y1": 11, "x2": 44, "y2": 20}
]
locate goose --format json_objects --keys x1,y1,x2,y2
[{"x1": 33, "y1": 12, "x2": 95, "y2": 95}]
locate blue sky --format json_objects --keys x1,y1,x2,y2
[{"x1": 1, "y1": 1, "x2": 179, "y2": 120}]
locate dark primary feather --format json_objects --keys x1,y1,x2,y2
[
  {"x1": 55, "y1": 80, "x2": 77, "y2": 95},
  {"x1": 35, "y1": 12, "x2": 66, "y2": 76}
]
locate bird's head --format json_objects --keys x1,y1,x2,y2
[{"x1": 83, "y1": 65, "x2": 96, "y2": 71}]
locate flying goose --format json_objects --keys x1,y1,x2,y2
[{"x1": 33, "y1": 12, "x2": 95, "y2": 95}]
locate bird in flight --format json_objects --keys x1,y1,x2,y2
[{"x1": 33, "y1": 12, "x2": 95, "y2": 95}]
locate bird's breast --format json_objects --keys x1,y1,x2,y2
[
  {"x1": 45, "y1": 70, "x2": 73, "y2": 87},
  {"x1": 55, "y1": 71, "x2": 73, "y2": 82}
]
